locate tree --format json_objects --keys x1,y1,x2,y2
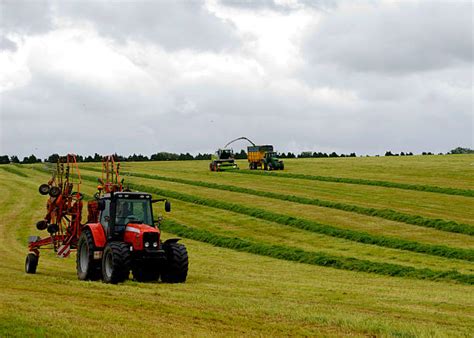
[
  {"x1": 48, "y1": 153, "x2": 60, "y2": 163},
  {"x1": 0, "y1": 155, "x2": 9, "y2": 164},
  {"x1": 10, "y1": 155, "x2": 19, "y2": 163},
  {"x1": 22, "y1": 154, "x2": 40, "y2": 164},
  {"x1": 448, "y1": 147, "x2": 474, "y2": 154},
  {"x1": 385, "y1": 151, "x2": 394, "y2": 156},
  {"x1": 234, "y1": 149, "x2": 247, "y2": 159}
]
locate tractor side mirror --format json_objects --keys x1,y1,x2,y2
[
  {"x1": 98, "y1": 199, "x2": 106, "y2": 211},
  {"x1": 165, "y1": 200, "x2": 171, "y2": 212}
]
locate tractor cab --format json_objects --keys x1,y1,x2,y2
[
  {"x1": 97, "y1": 192, "x2": 170, "y2": 240},
  {"x1": 265, "y1": 151, "x2": 278, "y2": 160}
]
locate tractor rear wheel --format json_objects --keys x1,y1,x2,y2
[
  {"x1": 77, "y1": 229, "x2": 102, "y2": 281},
  {"x1": 161, "y1": 242, "x2": 188, "y2": 283},
  {"x1": 25, "y1": 253, "x2": 38, "y2": 274},
  {"x1": 132, "y1": 263, "x2": 160, "y2": 282},
  {"x1": 102, "y1": 242, "x2": 131, "y2": 284}
]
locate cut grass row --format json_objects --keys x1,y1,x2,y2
[
  {"x1": 0, "y1": 165, "x2": 28, "y2": 178},
  {"x1": 19, "y1": 168, "x2": 474, "y2": 273},
  {"x1": 31, "y1": 166, "x2": 474, "y2": 262},
  {"x1": 227, "y1": 169, "x2": 474, "y2": 197},
  {"x1": 126, "y1": 182, "x2": 474, "y2": 262},
  {"x1": 162, "y1": 219, "x2": 474, "y2": 285},
  {"x1": 103, "y1": 169, "x2": 473, "y2": 236}
]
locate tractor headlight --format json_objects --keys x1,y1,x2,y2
[
  {"x1": 144, "y1": 242, "x2": 150, "y2": 248},
  {"x1": 153, "y1": 242, "x2": 158, "y2": 248}
]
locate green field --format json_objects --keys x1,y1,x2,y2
[{"x1": 1, "y1": 155, "x2": 473, "y2": 336}]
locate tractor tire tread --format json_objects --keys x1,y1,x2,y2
[
  {"x1": 161, "y1": 243, "x2": 188, "y2": 283},
  {"x1": 102, "y1": 242, "x2": 131, "y2": 284},
  {"x1": 76, "y1": 229, "x2": 102, "y2": 281}
]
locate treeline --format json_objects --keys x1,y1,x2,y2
[{"x1": 0, "y1": 147, "x2": 471, "y2": 164}]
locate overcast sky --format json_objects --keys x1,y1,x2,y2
[{"x1": 0, "y1": 0, "x2": 472, "y2": 158}]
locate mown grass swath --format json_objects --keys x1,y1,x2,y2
[
  {"x1": 128, "y1": 182, "x2": 474, "y2": 262},
  {"x1": 0, "y1": 166, "x2": 28, "y2": 177},
  {"x1": 34, "y1": 166, "x2": 474, "y2": 261},
  {"x1": 92, "y1": 169, "x2": 473, "y2": 236},
  {"x1": 162, "y1": 220, "x2": 474, "y2": 285},
  {"x1": 227, "y1": 169, "x2": 474, "y2": 198}
]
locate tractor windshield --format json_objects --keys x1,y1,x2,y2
[{"x1": 115, "y1": 199, "x2": 153, "y2": 226}]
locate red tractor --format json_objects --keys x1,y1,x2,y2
[{"x1": 26, "y1": 155, "x2": 188, "y2": 284}]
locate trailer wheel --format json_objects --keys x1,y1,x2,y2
[
  {"x1": 280, "y1": 162, "x2": 284, "y2": 170},
  {"x1": 25, "y1": 253, "x2": 38, "y2": 274},
  {"x1": 49, "y1": 186, "x2": 61, "y2": 197},
  {"x1": 36, "y1": 220, "x2": 48, "y2": 231},
  {"x1": 39, "y1": 184, "x2": 50, "y2": 195},
  {"x1": 77, "y1": 230, "x2": 102, "y2": 281},
  {"x1": 102, "y1": 242, "x2": 131, "y2": 284},
  {"x1": 161, "y1": 242, "x2": 188, "y2": 283}
]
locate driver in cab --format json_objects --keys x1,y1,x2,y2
[{"x1": 116, "y1": 201, "x2": 136, "y2": 225}]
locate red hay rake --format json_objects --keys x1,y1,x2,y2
[{"x1": 27, "y1": 154, "x2": 83, "y2": 266}]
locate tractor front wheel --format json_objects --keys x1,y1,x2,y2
[
  {"x1": 161, "y1": 242, "x2": 188, "y2": 283},
  {"x1": 25, "y1": 253, "x2": 38, "y2": 274},
  {"x1": 77, "y1": 229, "x2": 102, "y2": 281},
  {"x1": 102, "y1": 242, "x2": 131, "y2": 284}
]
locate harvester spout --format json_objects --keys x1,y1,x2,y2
[{"x1": 224, "y1": 136, "x2": 256, "y2": 148}]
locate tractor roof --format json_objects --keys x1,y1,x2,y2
[{"x1": 101, "y1": 192, "x2": 152, "y2": 199}]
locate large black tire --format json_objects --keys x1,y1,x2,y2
[
  {"x1": 49, "y1": 186, "x2": 61, "y2": 197},
  {"x1": 36, "y1": 220, "x2": 47, "y2": 231},
  {"x1": 280, "y1": 162, "x2": 284, "y2": 170},
  {"x1": 38, "y1": 184, "x2": 50, "y2": 195},
  {"x1": 102, "y1": 242, "x2": 131, "y2": 284},
  {"x1": 25, "y1": 253, "x2": 38, "y2": 274},
  {"x1": 77, "y1": 230, "x2": 102, "y2": 281},
  {"x1": 161, "y1": 242, "x2": 188, "y2": 283},
  {"x1": 132, "y1": 263, "x2": 160, "y2": 282}
]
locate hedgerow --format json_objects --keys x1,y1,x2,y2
[
  {"x1": 228, "y1": 170, "x2": 474, "y2": 198},
  {"x1": 162, "y1": 219, "x2": 474, "y2": 285},
  {"x1": 104, "y1": 169, "x2": 473, "y2": 236}
]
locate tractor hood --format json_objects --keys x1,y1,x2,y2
[{"x1": 125, "y1": 223, "x2": 159, "y2": 234}]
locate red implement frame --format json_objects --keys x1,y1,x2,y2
[
  {"x1": 97, "y1": 155, "x2": 123, "y2": 196},
  {"x1": 29, "y1": 154, "x2": 83, "y2": 257}
]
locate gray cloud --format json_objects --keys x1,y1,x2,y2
[
  {"x1": 0, "y1": 0, "x2": 53, "y2": 50},
  {"x1": 219, "y1": 0, "x2": 336, "y2": 12},
  {"x1": 303, "y1": 2, "x2": 473, "y2": 74},
  {"x1": 58, "y1": 1, "x2": 239, "y2": 52},
  {"x1": 0, "y1": 1, "x2": 53, "y2": 34},
  {"x1": 0, "y1": 36, "x2": 16, "y2": 51}
]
